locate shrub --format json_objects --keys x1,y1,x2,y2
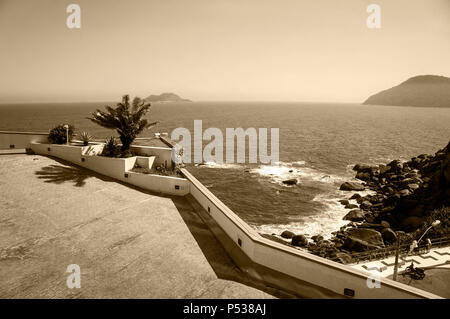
[
  {"x1": 101, "y1": 136, "x2": 120, "y2": 157},
  {"x1": 80, "y1": 132, "x2": 92, "y2": 146},
  {"x1": 412, "y1": 206, "x2": 450, "y2": 240},
  {"x1": 48, "y1": 124, "x2": 75, "y2": 144}
]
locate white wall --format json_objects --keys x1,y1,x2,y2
[
  {"x1": 130, "y1": 145, "x2": 173, "y2": 168},
  {"x1": 126, "y1": 172, "x2": 189, "y2": 195},
  {"x1": 0, "y1": 131, "x2": 48, "y2": 149},
  {"x1": 30, "y1": 143, "x2": 189, "y2": 196}
]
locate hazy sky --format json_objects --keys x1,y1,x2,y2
[{"x1": 1, "y1": 0, "x2": 449, "y2": 103}]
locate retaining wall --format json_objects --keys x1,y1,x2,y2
[
  {"x1": 30, "y1": 142, "x2": 189, "y2": 196},
  {"x1": 0, "y1": 131, "x2": 48, "y2": 150}
]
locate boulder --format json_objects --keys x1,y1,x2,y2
[
  {"x1": 398, "y1": 189, "x2": 411, "y2": 197},
  {"x1": 282, "y1": 178, "x2": 297, "y2": 185},
  {"x1": 407, "y1": 183, "x2": 419, "y2": 191},
  {"x1": 343, "y1": 228, "x2": 385, "y2": 252},
  {"x1": 380, "y1": 221, "x2": 390, "y2": 229},
  {"x1": 356, "y1": 172, "x2": 371, "y2": 181},
  {"x1": 353, "y1": 164, "x2": 372, "y2": 172},
  {"x1": 360, "y1": 200, "x2": 373, "y2": 210},
  {"x1": 340, "y1": 182, "x2": 365, "y2": 191},
  {"x1": 350, "y1": 193, "x2": 362, "y2": 200},
  {"x1": 339, "y1": 199, "x2": 350, "y2": 206},
  {"x1": 343, "y1": 209, "x2": 365, "y2": 222},
  {"x1": 345, "y1": 204, "x2": 359, "y2": 209},
  {"x1": 335, "y1": 252, "x2": 352, "y2": 264},
  {"x1": 311, "y1": 235, "x2": 324, "y2": 243},
  {"x1": 291, "y1": 234, "x2": 308, "y2": 247},
  {"x1": 379, "y1": 165, "x2": 390, "y2": 175},
  {"x1": 381, "y1": 228, "x2": 397, "y2": 244},
  {"x1": 281, "y1": 230, "x2": 295, "y2": 239}
]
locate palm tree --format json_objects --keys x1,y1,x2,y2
[{"x1": 88, "y1": 95, "x2": 157, "y2": 156}]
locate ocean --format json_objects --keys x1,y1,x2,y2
[{"x1": 1, "y1": 101, "x2": 450, "y2": 238}]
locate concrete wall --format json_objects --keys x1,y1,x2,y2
[
  {"x1": 130, "y1": 145, "x2": 173, "y2": 169},
  {"x1": 126, "y1": 172, "x2": 189, "y2": 195},
  {"x1": 30, "y1": 142, "x2": 189, "y2": 196},
  {"x1": 180, "y1": 168, "x2": 440, "y2": 299},
  {"x1": 0, "y1": 131, "x2": 48, "y2": 150}
]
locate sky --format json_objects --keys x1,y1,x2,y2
[{"x1": 0, "y1": 0, "x2": 449, "y2": 103}]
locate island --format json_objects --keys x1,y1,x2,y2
[
  {"x1": 363, "y1": 75, "x2": 450, "y2": 108},
  {"x1": 144, "y1": 92, "x2": 192, "y2": 103}
]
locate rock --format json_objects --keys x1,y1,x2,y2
[
  {"x1": 343, "y1": 209, "x2": 365, "y2": 222},
  {"x1": 365, "y1": 214, "x2": 375, "y2": 223},
  {"x1": 340, "y1": 182, "x2": 365, "y2": 191},
  {"x1": 339, "y1": 199, "x2": 350, "y2": 205},
  {"x1": 360, "y1": 200, "x2": 373, "y2": 210},
  {"x1": 350, "y1": 193, "x2": 362, "y2": 200},
  {"x1": 398, "y1": 178, "x2": 414, "y2": 187},
  {"x1": 291, "y1": 235, "x2": 308, "y2": 247},
  {"x1": 399, "y1": 189, "x2": 411, "y2": 197},
  {"x1": 345, "y1": 204, "x2": 359, "y2": 209},
  {"x1": 379, "y1": 165, "x2": 390, "y2": 175},
  {"x1": 380, "y1": 221, "x2": 390, "y2": 229},
  {"x1": 381, "y1": 228, "x2": 397, "y2": 244},
  {"x1": 359, "y1": 222, "x2": 383, "y2": 229},
  {"x1": 400, "y1": 216, "x2": 425, "y2": 232},
  {"x1": 407, "y1": 183, "x2": 419, "y2": 190},
  {"x1": 353, "y1": 164, "x2": 372, "y2": 172},
  {"x1": 282, "y1": 178, "x2": 297, "y2": 185},
  {"x1": 356, "y1": 172, "x2": 371, "y2": 181},
  {"x1": 281, "y1": 230, "x2": 295, "y2": 239},
  {"x1": 335, "y1": 252, "x2": 352, "y2": 264},
  {"x1": 343, "y1": 228, "x2": 385, "y2": 252},
  {"x1": 311, "y1": 235, "x2": 324, "y2": 243}
]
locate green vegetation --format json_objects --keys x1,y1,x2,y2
[
  {"x1": 412, "y1": 206, "x2": 450, "y2": 240},
  {"x1": 88, "y1": 95, "x2": 157, "y2": 157},
  {"x1": 48, "y1": 124, "x2": 74, "y2": 144},
  {"x1": 101, "y1": 136, "x2": 120, "y2": 157},
  {"x1": 79, "y1": 131, "x2": 92, "y2": 146}
]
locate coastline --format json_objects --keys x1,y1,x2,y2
[{"x1": 273, "y1": 141, "x2": 450, "y2": 264}]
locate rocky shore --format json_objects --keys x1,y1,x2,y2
[{"x1": 272, "y1": 141, "x2": 450, "y2": 264}]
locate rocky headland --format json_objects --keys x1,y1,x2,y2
[
  {"x1": 363, "y1": 75, "x2": 450, "y2": 108},
  {"x1": 270, "y1": 141, "x2": 450, "y2": 264}
]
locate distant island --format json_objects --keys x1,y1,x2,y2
[
  {"x1": 363, "y1": 75, "x2": 450, "y2": 107},
  {"x1": 144, "y1": 92, "x2": 192, "y2": 103}
]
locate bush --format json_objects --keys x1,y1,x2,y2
[
  {"x1": 48, "y1": 124, "x2": 75, "y2": 144},
  {"x1": 412, "y1": 206, "x2": 450, "y2": 240},
  {"x1": 80, "y1": 132, "x2": 92, "y2": 146},
  {"x1": 101, "y1": 136, "x2": 120, "y2": 157}
]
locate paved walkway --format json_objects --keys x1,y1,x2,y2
[
  {"x1": 351, "y1": 247, "x2": 450, "y2": 278},
  {"x1": 0, "y1": 154, "x2": 274, "y2": 298},
  {"x1": 351, "y1": 246, "x2": 450, "y2": 298}
]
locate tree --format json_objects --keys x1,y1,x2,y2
[{"x1": 88, "y1": 95, "x2": 157, "y2": 156}]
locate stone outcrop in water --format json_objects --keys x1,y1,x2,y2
[
  {"x1": 339, "y1": 182, "x2": 365, "y2": 191},
  {"x1": 144, "y1": 92, "x2": 191, "y2": 103}
]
